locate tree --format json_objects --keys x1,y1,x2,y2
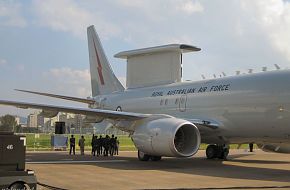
[
  {"x1": 14, "y1": 124, "x2": 22, "y2": 133},
  {"x1": 0, "y1": 114, "x2": 17, "y2": 132}
]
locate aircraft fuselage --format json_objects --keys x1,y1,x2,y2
[{"x1": 99, "y1": 69, "x2": 290, "y2": 144}]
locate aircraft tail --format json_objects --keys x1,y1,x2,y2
[{"x1": 87, "y1": 25, "x2": 124, "y2": 96}]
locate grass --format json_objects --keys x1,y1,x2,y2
[
  {"x1": 24, "y1": 134, "x2": 136, "y2": 151},
  {"x1": 22, "y1": 133, "x2": 257, "y2": 151}
]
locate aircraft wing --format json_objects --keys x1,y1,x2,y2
[
  {"x1": 0, "y1": 100, "x2": 221, "y2": 133},
  {"x1": 0, "y1": 100, "x2": 148, "y2": 120}
]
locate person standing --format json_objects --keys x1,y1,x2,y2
[
  {"x1": 110, "y1": 135, "x2": 116, "y2": 156},
  {"x1": 91, "y1": 134, "x2": 95, "y2": 155},
  {"x1": 99, "y1": 135, "x2": 103, "y2": 155},
  {"x1": 114, "y1": 137, "x2": 119, "y2": 155},
  {"x1": 79, "y1": 135, "x2": 85, "y2": 155},
  {"x1": 249, "y1": 143, "x2": 254, "y2": 152},
  {"x1": 96, "y1": 136, "x2": 101, "y2": 156},
  {"x1": 103, "y1": 135, "x2": 110, "y2": 156},
  {"x1": 92, "y1": 135, "x2": 98, "y2": 156},
  {"x1": 69, "y1": 135, "x2": 76, "y2": 155}
]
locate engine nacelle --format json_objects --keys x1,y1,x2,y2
[
  {"x1": 258, "y1": 143, "x2": 290, "y2": 153},
  {"x1": 131, "y1": 117, "x2": 201, "y2": 157}
]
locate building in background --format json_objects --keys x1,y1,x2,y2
[
  {"x1": 27, "y1": 114, "x2": 37, "y2": 128},
  {"x1": 27, "y1": 112, "x2": 44, "y2": 129},
  {"x1": 24, "y1": 112, "x2": 129, "y2": 134}
]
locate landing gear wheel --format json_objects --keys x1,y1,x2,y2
[
  {"x1": 218, "y1": 145, "x2": 229, "y2": 160},
  {"x1": 138, "y1": 150, "x2": 150, "y2": 161},
  {"x1": 206, "y1": 144, "x2": 229, "y2": 160},
  {"x1": 206, "y1": 144, "x2": 217, "y2": 159},
  {"x1": 151, "y1": 156, "x2": 162, "y2": 161},
  {"x1": 9, "y1": 182, "x2": 27, "y2": 190}
]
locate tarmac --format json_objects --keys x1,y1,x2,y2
[{"x1": 26, "y1": 149, "x2": 290, "y2": 190}]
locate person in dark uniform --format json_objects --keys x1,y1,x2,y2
[
  {"x1": 249, "y1": 143, "x2": 254, "y2": 152},
  {"x1": 99, "y1": 135, "x2": 103, "y2": 155},
  {"x1": 69, "y1": 135, "x2": 75, "y2": 155},
  {"x1": 96, "y1": 136, "x2": 101, "y2": 156},
  {"x1": 91, "y1": 134, "x2": 95, "y2": 155},
  {"x1": 92, "y1": 135, "x2": 98, "y2": 156},
  {"x1": 103, "y1": 135, "x2": 110, "y2": 156}
]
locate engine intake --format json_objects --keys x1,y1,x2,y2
[{"x1": 132, "y1": 117, "x2": 201, "y2": 157}]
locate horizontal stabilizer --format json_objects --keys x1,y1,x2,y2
[{"x1": 15, "y1": 89, "x2": 95, "y2": 104}]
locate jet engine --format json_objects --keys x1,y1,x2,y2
[
  {"x1": 257, "y1": 143, "x2": 290, "y2": 153},
  {"x1": 131, "y1": 117, "x2": 201, "y2": 157}
]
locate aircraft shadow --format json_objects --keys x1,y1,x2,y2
[{"x1": 78, "y1": 154, "x2": 290, "y2": 183}]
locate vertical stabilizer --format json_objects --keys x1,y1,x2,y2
[{"x1": 87, "y1": 25, "x2": 124, "y2": 96}]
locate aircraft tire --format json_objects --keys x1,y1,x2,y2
[
  {"x1": 138, "y1": 150, "x2": 150, "y2": 161},
  {"x1": 206, "y1": 144, "x2": 218, "y2": 159},
  {"x1": 217, "y1": 145, "x2": 229, "y2": 160},
  {"x1": 9, "y1": 182, "x2": 27, "y2": 190},
  {"x1": 151, "y1": 156, "x2": 162, "y2": 161}
]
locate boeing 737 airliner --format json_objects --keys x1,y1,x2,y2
[{"x1": 1, "y1": 25, "x2": 290, "y2": 161}]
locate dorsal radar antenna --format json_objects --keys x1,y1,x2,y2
[{"x1": 115, "y1": 44, "x2": 200, "y2": 88}]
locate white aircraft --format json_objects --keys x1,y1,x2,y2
[{"x1": 1, "y1": 25, "x2": 290, "y2": 161}]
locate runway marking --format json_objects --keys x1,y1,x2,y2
[{"x1": 27, "y1": 160, "x2": 128, "y2": 164}]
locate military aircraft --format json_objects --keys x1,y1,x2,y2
[{"x1": 1, "y1": 25, "x2": 290, "y2": 161}]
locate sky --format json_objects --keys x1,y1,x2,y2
[{"x1": 0, "y1": 0, "x2": 290, "y2": 117}]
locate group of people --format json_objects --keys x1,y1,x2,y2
[
  {"x1": 91, "y1": 134, "x2": 119, "y2": 156},
  {"x1": 69, "y1": 134, "x2": 119, "y2": 156}
]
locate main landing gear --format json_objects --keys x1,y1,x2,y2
[
  {"x1": 206, "y1": 144, "x2": 229, "y2": 160},
  {"x1": 138, "y1": 150, "x2": 162, "y2": 161}
]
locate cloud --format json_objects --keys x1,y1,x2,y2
[
  {"x1": 31, "y1": 0, "x2": 93, "y2": 37},
  {"x1": 105, "y1": 0, "x2": 290, "y2": 81},
  {"x1": 31, "y1": 0, "x2": 121, "y2": 39},
  {"x1": 0, "y1": 1, "x2": 27, "y2": 27},
  {"x1": 177, "y1": 0, "x2": 204, "y2": 15},
  {"x1": 245, "y1": 0, "x2": 290, "y2": 62},
  {"x1": 0, "y1": 59, "x2": 7, "y2": 66},
  {"x1": 43, "y1": 67, "x2": 91, "y2": 97},
  {"x1": 16, "y1": 64, "x2": 25, "y2": 71},
  {"x1": 43, "y1": 67, "x2": 126, "y2": 96}
]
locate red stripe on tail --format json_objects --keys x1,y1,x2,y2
[{"x1": 93, "y1": 38, "x2": 105, "y2": 85}]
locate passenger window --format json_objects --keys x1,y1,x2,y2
[
  {"x1": 180, "y1": 98, "x2": 184, "y2": 104},
  {"x1": 175, "y1": 98, "x2": 179, "y2": 105}
]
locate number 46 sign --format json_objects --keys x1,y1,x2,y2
[{"x1": 6, "y1": 144, "x2": 14, "y2": 150}]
